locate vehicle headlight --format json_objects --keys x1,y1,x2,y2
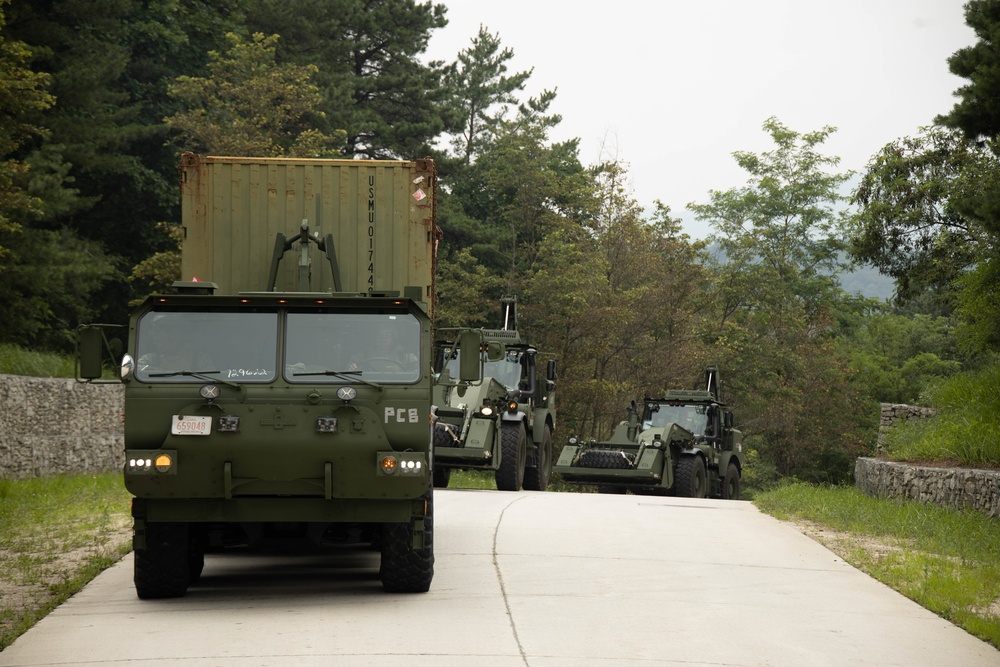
[{"x1": 120, "y1": 353, "x2": 134, "y2": 379}]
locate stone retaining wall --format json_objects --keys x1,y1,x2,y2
[
  {"x1": 0, "y1": 374, "x2": 124, "y2": 479},
  {"x1": 855, "y1": 457, "x2": 1000, "y2": 517},
  {"x1": 856, "y1": 402, "x2": 1000, "y2": 518},
  {"x1": 878, "y1": 402, "x2": 937, "y2": 452}
]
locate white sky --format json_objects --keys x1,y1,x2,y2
[{"x1": 424, "y1": 0, "x2": 977, "y2": 238}]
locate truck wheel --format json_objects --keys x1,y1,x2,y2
[
  {"x1": 380, "y1": 492, "x2": 434, "y2": 593},
  {"x1": 522, "y1": 424, "x2": 553, "y2": 491},
  {"x1": 675, "y1": 455, "x2": 708, "y2": 498},
  {"x1": 722, "y1": 463, "x2": 741, "y2": 500},
  {"x1": 134, "y1": 522, "x2": 190, "y2": 599},
  {"x1": 432, "y1": 465, "x2": 451, "y2": 488},
  {"x1": 495, "y1": 421, "x2": 526, "y2": 491},
  {"x1": 577, "y1": 449, "x2": 634, "y2": 469}
]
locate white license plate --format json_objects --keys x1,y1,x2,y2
[{"x1": 171, "y1": 415, "x2": 212, "y2": 436}]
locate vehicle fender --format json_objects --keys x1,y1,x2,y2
[
  {"x1": 501, "y1": 410, "x2": 526, "y2": 424},
  {"x1": 719, "y1": 450, "x2": 743, "y2": 474}
]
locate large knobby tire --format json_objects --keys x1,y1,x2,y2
[
  {"x1": 432, "y1": 465, "x2": 451, "y2": 488},
  {"x1": 495, "y1": 421, "x2": 527, "y2": 491},
  {"x1": 134, "y1": 522, "x2": 190, "y2": 599},
  {"x1": 675, "y1": 455, "x2": 708, "y2": 498},
  {"x1": 380, "y1": 492, "x2": 434, "y2": 593},
  {"x1": 432, "y1": 423, "x2": 456, "y2": 488},
  {"x1": 722, "y1": 462, "x2": 741, "y2": 500},
  {"x1": 522, "y1": 424, "x2": 553, "y2": 491},
  {"x1": 577, "y1": 449, "x2": 635, "y2": 470}
]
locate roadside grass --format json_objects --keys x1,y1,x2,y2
[
  {"x1": 755, "y1": 482, "x2": 1000, "y2": 648},
  {"x1": 0, "y1": 344, "x2": 76, "y2": 379},
  {"x1": 0, "y1": 473, "x2": 132, "y2": 651},
  {"x1": 882, "y1": 365, "x2": 1000, "y2": 468}
]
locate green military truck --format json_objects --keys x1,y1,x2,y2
[
  {"x1": 431, "y1": 298, "x2": 556, "y2": 491},
  {"x1": 553, "y1": 367, "x2": 743, "y2": 498},
  {"x1": 77, "y1": 154, "x2": 474, "y2": 597}
]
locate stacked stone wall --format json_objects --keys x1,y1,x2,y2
[
  {"x1": 855, "y1": 402, "x2": 1000, "y2": 518},
  {"x1": 855, "y1": 458, "x2": 1000, "y2": 517},
  {"x1": 0, "y1": 374, "x2": 124, "y2": 479},
  {"x1": 877, "y1": 402, "x2": 937, "y2": 453}
]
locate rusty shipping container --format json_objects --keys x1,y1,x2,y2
[{"x1": 179, "y1": 153, "x2": 437, "y2": 302}]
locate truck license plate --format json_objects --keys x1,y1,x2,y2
[{"x1": 171, "y1": 415, "x2": 212, "y2": 436}]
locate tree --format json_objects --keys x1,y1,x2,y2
[
  {"x1": 443, "y1": 25, "x2": 531, "y2": 164},
  {"x1": 165, "y1": 32, "x2": 344, "y2": 157},
  {"x1": 937, "y1": 0, "x2": 1000, "y2": 140},
  {"x1": 244, "y1": 0, "x2": 449, "y2": 159},
  {"x1": 689, "y1": 117, "x2": 867, "y2": 482},
  {"x1": 0, "y1": 0, "x2": 53, "y2": 255},
  {"x1": 850, "y1": 126, "x2": 1000, "y2": 352}
]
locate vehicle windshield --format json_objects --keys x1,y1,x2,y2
[
  {"x1": 284, "y1": 311, "x2": 421, "y2": 384},
  {"x1": 135, "y1": 309, "x2": 278, "y2": 383},
  {"x1": 441, "y1": 348, "x2": 523, "y2": 390},
  {"x1": 642, "y1": 403, "x2": 709, "y2": 436}
]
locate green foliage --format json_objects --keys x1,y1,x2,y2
[
  {"x1": 0, "y1": 227, "x2": 114, "y2": 351},
  {"x1": 937, "y1": 0, "x2": 1000, "y2": 141},
  {"x1": 690, "y1": 117, "x2": 868, "y2": 482},
  {"x1": 443, "y1": 25, "x2": 532, "y2": 163},
  {"x1": 166, "y1": 32, "x2": 345, "y2": 157},
  {"x1": 0, "y1": 0, "x2": 54, "y2": 250},
  {"x1": 841, "y1": 308, "x2": 964, "y2": 404},
  {"x1": 0, "y1": 343, "x2": 74, "y2": 377},
  {"x1": 882, "y1": 365, "x2": 1000, "y2": 467},
  {"x1": 755, "y1": 483, "x2": 1000, "y2": 647},
  {"x1": 245, "y1": 0, "x2": 449, "y2": 159},
  {"x1": 849, "y1": 126, "x2": 998, "y2": 321}
]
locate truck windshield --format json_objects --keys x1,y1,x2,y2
[
  {"x1": 440, "y1": 348, "x2": 523, "y2": 390},
  {"x1": 642, "y1": 403, "x2": 709, "y2": 436},
  {"x1": 285, "y1": 311, "x2": 421, "y2": 384},
  {"x1": 135, "y1": 309, "x2": 279, "y2": 383}
]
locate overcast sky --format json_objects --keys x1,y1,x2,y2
[{"x1": 424, "y1": 0, "x2": 977, "y2": 238}]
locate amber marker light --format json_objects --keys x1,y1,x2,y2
[
  {"x1": 154, "y1": 454, "x2": 173, "y2": 472},
  {"x1": 380, "y1": 455, "x2": 398, "y2": 474}
]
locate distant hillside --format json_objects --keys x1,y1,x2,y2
[
  {"x1": 703, "y1": 242, "x2": 895, "y2": 301},
  {"x1": 838, "y1": 263, "x2": 895, "y2": 300}
]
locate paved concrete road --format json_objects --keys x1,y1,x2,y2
[{"x1": 2, "y1": 490, "x2": 998, "y2": 666}]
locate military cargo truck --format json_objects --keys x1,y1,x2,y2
[
  {"x1": 77, "y1": 154, "x2": 472, "y2": 597},
  {"x1": 553, "y1": 367, "x2": 743, "y2": 498},
  {"x1": 431, "y1": 298, "x2": 556, "y2": 491}
]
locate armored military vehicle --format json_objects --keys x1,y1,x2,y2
[
  {"x1": 431, "y1": 298, "x2": 556, "y2": 491},
  {"x1": 77, "y1": 154, "x2": 472, "y2": 597},
  {"x1": 553, "y1": 367, "x2": 743, "y2": 498}
]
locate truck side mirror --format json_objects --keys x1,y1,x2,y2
[
  {"x1": 457, "y1": 330, "x2": 482, "y2": 382},
  {"x1": 547, "y1": 359, "x2": 557, "y2": 383},
  {"x1": 485, "y1": 341, "x2": 505, "y2": 362},
  {"x1": 77, "y1": 325, "x2": 105, "y2": 380}
]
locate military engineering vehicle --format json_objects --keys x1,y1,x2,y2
[
  {"x1": 77, "y1": 154, "x2": 474, "y2": 597},
  {"x1": 553, "y1": 367, "x2": 743, "y2": 498},
  {"x1": 431, "y1": 298, "x2": 556, "y2": 491}
]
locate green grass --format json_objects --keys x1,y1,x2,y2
[
  {"x1": 755, "y1": 482, "x2": 1000, "y2": 648},
  {"x1": 0, "y1": 344, "x2": 76, "y2": 378},
  {"x1": 882, "y1": 365, "x2": 1000, "y2": 468},
  {"x1": 0, "y1": 473, "x2": 132, "y2": 650}
]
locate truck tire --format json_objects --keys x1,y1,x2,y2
[
  {"x1": 722, "y1": 462, "x2": 741, "y2": 500},
  {"x1": 522, "y1": 424, "x2": 552, "y2": 491},
  {"x1": 134, "y1": 522, "x2": 190, "y2": 599},
  {"x1": 380, "y1": 492, "x2": 434, "y2": 593},
  {"x1": 577, "y1": 449, "x2": 635, "y2": 469},
  {"x1": 495, "y1": 421, "x2": 526, "y2": 491},
  {"x1": 432, "y1": 465, "x2": 451, "y2": 488},
  {"x1": 675, "y1": 455, "x2": 708, "y2": 498}
]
